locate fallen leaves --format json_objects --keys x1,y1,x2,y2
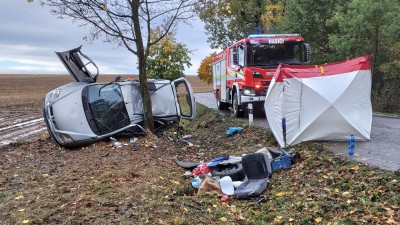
[
  {"x1": 342, "y1": 191, "x2": 351, "y2": 197},
  {"x1": 230, "y1": 205, "x2": 237, "y2": 213},
  {"x1": 274, "y1": 216, "x2": 283, "y2": 223},
  {"x1": 0, "y1": 104, "x2": 399, "y2": 224},
  {"x1": 170, "y1": 180, "x2": 180, "y2": 185},
  {"x1": 315, "y1": 217, "x2": 323, "y2": 223},
  {"x1": 349, "y1": 209, "x2": 356, "y2": 215},
  {"x1": 251, "y1": 210, "x2": 260, "y2": 216},
  {"x1": 15, "y1": 196, "x2": 24, "y2": 200},
  {"x1": 275, "y1": 191, "x2": 286, "y2": 197}
]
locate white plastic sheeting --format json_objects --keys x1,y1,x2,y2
[{"x1": 265, "y1": 55, "x2": 372, "y2": 147}]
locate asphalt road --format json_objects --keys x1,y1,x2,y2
[{"x1": 194, "y1": 92, "x2": 400, "y2": 172}]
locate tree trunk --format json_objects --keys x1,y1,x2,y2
[
  {"x1": 373, "y1": 25, "x2": 383, "y2": 91},
  {"x1": 281, "y1": 0, "x2": 286, "y2": 15},
  {"x1": 132, "y1": 0, "x2": 155, "y2": 132},
  {"x1": 255, "y1": 0, "x2": 262, "y2": 27}
]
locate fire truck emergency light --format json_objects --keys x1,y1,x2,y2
[{"x1": 248, "y1": 34, "x2": 300, "y2": 38}]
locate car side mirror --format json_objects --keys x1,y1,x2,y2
[{"x1": 235, "y1": 65, "x2": 243, "y2": 72}]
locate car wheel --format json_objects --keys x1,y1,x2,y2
[
  {"x1": 211, "y1": 163, "x2": 245, "y2": 181},
  {"x1": 232, "y1": 92, "x2": 244, "y2": 117}
]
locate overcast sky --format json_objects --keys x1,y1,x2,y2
[{"x1": 0, "y1": 1, "x2": 215, "y2": 75}]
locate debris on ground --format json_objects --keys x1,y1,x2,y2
[
  {"x1": 191, "y1": 176, "x2": 202, "y2": 189},
  {"x1": 131, "y1": 146, "x2": 140, "y2": 151},
  {"x1": 130, "y1": 137, "x2": 138, "y2": 144},
  {"x1": 207, "y1": 156, "x2": 229, "y2": 167},
  {"x1": 177, "y1": 145, "x2": 301, "y2": 201},
  {"x1": 178, "y1": 134, "x2": 194, "y2": 146},
  {"x1": 182, "y1": 134, "x2": 192, "y2": 140},
  {"x1": 192, "y1": 163, "x2": 213, "y2": 177},
  {"x1": 197, "y1": 176, "x2": 224, "y2": 196},
  {"x1": 226, "y1": 127, "x2": 243, "y2": 136},
  {"x1": 174, "y1": 159, "x2": 200, "y2": 170},
  {"x1": 110, "y1": 137, "x2": 123, "y2": 148},
  {"x1": 178, "y1": 139, "x2": 194, "y2": 147}
]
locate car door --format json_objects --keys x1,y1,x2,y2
[
  {"x1": 56, "y1": 46, "x2": 99, "y2": 83},
  {"x1": 172, "y1": 78, "x2": 196, "y2": 120}
]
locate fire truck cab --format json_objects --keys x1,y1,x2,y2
[{"x1": 212, "y1": 34, "x2": 311, "y2": 117}]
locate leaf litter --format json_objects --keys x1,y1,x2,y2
[{"x1": 0, "y1": 104, "x2": 398, "y2": 224}]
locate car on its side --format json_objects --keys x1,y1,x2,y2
[{"x1": 44, "y1": 46, "x2": 196, "y2": 148}]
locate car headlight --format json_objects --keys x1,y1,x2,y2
[
  {"x1": 252, "y1": 71, "x2": 263, "y2": 78},
  {"x1": 50, "y1": 89, "x2": 61, "y2": 102},
  {"x1": 243, "y1": 87, "x2": 255, "y2": 96},
  {"x1": 56, "y1": 132, "x2": 74, "y2": 144}
]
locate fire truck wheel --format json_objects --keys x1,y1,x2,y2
[
  {"x1": 233, "y1": 92, "x2": 245, "y2": 117},
  {"x1": 217, "y1": 99, "x2": 228, "y2": 110},
  {"x1": 216, "y1": 90, "x2": 228, "y2": 110}
]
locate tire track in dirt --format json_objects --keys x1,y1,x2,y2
[{"x1": 0, "y1": 116, "x2": 45, "y2": 146}]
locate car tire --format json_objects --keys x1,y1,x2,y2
[
  {"x1": 211, "y1": 163, "x2": 245, "y2": 181},
  {"x1": 217, "y1": 99, "x2": 228, "y2": 110},
  {"x1": 232, "y1": 92, "x2": 244, "y2": 117}
]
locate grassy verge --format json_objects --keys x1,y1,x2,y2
[
  {"x1": 0, "y1": 104, "x2": 398, "y2": 224},
  {"x1": 171, "y1": 104, "x2": 399, "y2": 224}
]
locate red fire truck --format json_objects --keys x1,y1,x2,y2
[{"x1": 212, "y1": 34, "x2": 311, "y2": 117}]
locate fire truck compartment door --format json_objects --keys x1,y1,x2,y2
[
  {"x1": 214, "y1": 59, "x2": 227, "y2": 102},
  {"x1": 220, "y1": 60, "x2": 227, "y2": 101}
]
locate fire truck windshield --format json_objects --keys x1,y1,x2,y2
[{"x1": 246, "y1": 41, "x2": 303, "y2": 68}]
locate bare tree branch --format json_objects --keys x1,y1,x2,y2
[{"x1": 40, "y1": 0, "x2": 196, "y2": 132}]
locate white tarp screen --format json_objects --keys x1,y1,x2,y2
[{"x1": 265, "y1": 55, "x2": 372, "y2": 147}]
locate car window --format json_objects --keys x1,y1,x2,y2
[
  {"x1": 83, "y1": 83, "x2": 130, "y2": 135},
  {"x1": 174, "y1": 80, "x2": 193, "y2": 118}
]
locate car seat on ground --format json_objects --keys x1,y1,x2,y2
[{"x1": 234, "y1": 152, "x2": 270, "y2": 199}]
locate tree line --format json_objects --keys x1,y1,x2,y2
[
  {"x1": 197, "y1": 0, "x2": 400, "y2": 113},
  {"x1": 34, "y1": 0, "x2": 399, "y2": 133}
]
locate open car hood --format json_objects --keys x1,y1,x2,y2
[{"x1": 56, "y1": 46, "x2": 99, "y2": 83}]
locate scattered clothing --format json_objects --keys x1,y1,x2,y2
[{"x1": 207, "y1": 156, "x2": 229, "y2": 167}]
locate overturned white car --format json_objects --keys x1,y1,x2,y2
[{"x1": 44, "y1": 46, "x2": 196, "y2": 148}]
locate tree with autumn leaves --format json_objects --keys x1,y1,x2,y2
[
  {"x1": 146, "y1": 28, "x2": 192, "y2": 81},
  {"x1": 197, "y1": 52, "x2": 216, "y2": 84},
  {"x1": 195, "y1": 0, "x2": 285, "y2": 49}
]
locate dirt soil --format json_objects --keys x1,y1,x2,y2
[{"x1": 0, "y1": 75, "x2": 399, "y2": 224}]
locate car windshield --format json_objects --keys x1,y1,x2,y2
[
  {"x1": 246, "y1": 41, "x2": 303, "y2": 68},
  {"x1": 82, "y1": 83, "x2": 130, "y2": 135}
]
